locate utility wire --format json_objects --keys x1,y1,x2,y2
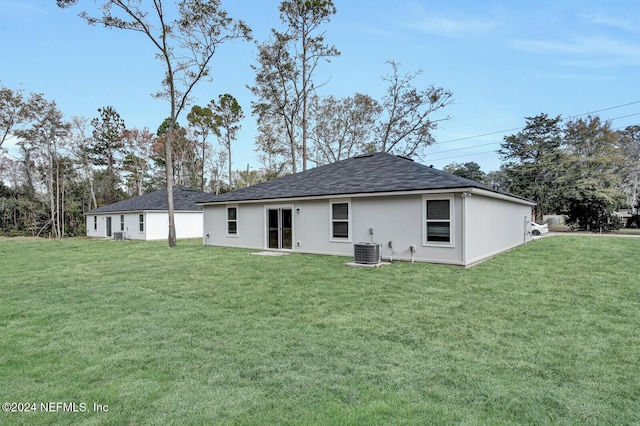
[
  {"x1": 433, "y1": 101, "x2": 640, "y2": 146},
  {"x1": 430, "y1": 118, "x2": 640, "y2": 165},
  {"x1": 427, "y1": 111, "x2": 639, "y2": 163},
  {"x1": 429, "y1": 118, "x2": 639, "y2": 160}
]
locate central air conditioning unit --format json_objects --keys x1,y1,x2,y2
[
  {"x1": 113, "y1": 232, "x2": 125, "y2": 241},
  {"x1": 354, "y1": 242, "x2": 381, "y2": 265}
]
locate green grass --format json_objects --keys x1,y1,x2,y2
[{"x1": 0, "y1": 236, "x2": 638, "y2": 425}]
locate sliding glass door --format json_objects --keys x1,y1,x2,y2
[{"x1": 267, "y1": 208, "x2": 292, "y2": 250}]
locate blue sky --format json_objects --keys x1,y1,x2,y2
[{"x1": 1, "y1": 0, "x2": 639, "y2": 173}]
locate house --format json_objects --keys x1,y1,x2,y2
[
  {"x1": 85, "y1": 186, "x2": 209, "y2": 240},
  {"x1": 198, "y1": 152, "x2": 535, "y2": 266}
]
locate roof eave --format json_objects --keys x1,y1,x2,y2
[{"x1": 198, "y1": 186, "x2": 535, "y2": 206}]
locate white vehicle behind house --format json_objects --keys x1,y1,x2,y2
[{"x1": 531, "y1": 222, "x2": 549, "y2": 236}]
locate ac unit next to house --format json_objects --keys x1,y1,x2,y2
[
  {"x1": 113, "y1": 232, "x2": 125, "y2": 241},
  {"x1": 354, "y1": 242, "x2": 381, "y2": 265}
]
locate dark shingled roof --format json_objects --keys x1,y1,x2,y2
[
  {"x1": 86, "y1": 186, "x2": 209, "y2": 214},
  {"x1": 199, "y1": 152, "x2": 528, "y2": 203}
]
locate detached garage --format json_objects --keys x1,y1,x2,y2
[{"x1": 85, "y1": 186, "x2": 209, "y2": 241}]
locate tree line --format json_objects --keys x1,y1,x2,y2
[
  {"x1": 0, "y1": 84, "x2": 250, "y2": 237},
  {"x1": 3, "y1": 1, "x2": 636, "y2": 238},
  {"x1": 1, "y1": 0, "x2": 454, "y2": 240},
  {"x1": 444, "y1": 114, "x2": 640, "y2": 232}
]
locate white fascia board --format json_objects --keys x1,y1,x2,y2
[
  {"x1": 84, "y1": 209, "x2": 202, "y2": 215},
  {"x1": 198, "y1": 188, "x2": 535, "y2": 206},
  {"x1": 198, "y1": 189, "x2": 457, "y2": 206},
  {"x1": 467, "y1": 188, "x2": 536, "y2": 206}
]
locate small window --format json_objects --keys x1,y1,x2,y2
[
  {"x1": 330, "y1": 200, "x2": 350, "y2": 241},
  {"x1": 139, "y1": 214, "x2": 144, "y2": 232},
  {"x1": 93, "y1": 216, "x2": 97, "y2": 231},
  {"x1": 120, "y1": 214, "x2": 125, "y2": 231},
  {"x1": 227, "y1": 206, "x2": 238, "y2": 236},
  {"x1": 425, "y1": 199, "x2": 451, "y2": 243}
]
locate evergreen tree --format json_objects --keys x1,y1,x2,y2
[{"x1": 499, "y1": 114, "x2": 564, "y2": 220}]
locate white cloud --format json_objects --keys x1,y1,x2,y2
[
  {"x1": 511, "y1": 35, "x2": 640, "y2": 65},
  {"x1": 581, "y1": 13, "x2": 635, "y2": 32},
  {"x1": 406, "y1": 15, "x2": 497, "y2": 37},
  {"x1": 552, "y1": 73, "x2": 613, "y2": 81}
]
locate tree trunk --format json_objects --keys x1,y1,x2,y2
[
  {"x1": 201, "y1": 139, "x2": 206, "y2": 191},
  {"x1": 88, "y1": 169, "x2": 98, "y2": 210},
  {"x1": 228, "y1": 142, "x2": 232, "y2": 190},
  {"x1": 301, "y1": 26, "x2": 308, "y2": 171},
  {"x1": 56, "y1": 159, "x2": 61, "y2": 238},
  {"x1": 61, "y1": 178, "x2": 65, "y2": 238},
  {"x1": 48, "y1": 147, "x2": 58, "y2": 239},
  {"x1": 166, "y1": 127, "x2": 176, "y2": 248}
]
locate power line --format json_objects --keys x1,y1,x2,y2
[
  {"x1": 607, "y1": 112, "x2": 640, "y2": 121},
  {"x1": 428, "y1": 149, "x2": 500, "y2": 163},
  {"x1": 433, "y1": 101, "x2": 640, "y2": 146},
  {"x1": 427, "y1": 120, "x2": 639, "y2": 164}
]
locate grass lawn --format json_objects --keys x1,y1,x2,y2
[{"x1": 0, "y1": 236, "x2": 638, "y2": 425}]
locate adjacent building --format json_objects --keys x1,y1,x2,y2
[{"x1": 85, "y1": 186, "x2": 209, "y2": 240}]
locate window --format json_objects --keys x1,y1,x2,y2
[
  {"x1": 93, "y1": 216, "x2": 97, "y2": 231},
  {"x1": 425, "y1": 197, "x2": 452, "y2": 244},
  {"x1": 330, "y1": 200, "x2": 351, "y2": 241},
  {"x1": 139, "y1": 214, "x2": 144, "y2": 232},
  {"x1": 227, "y1": 206, "x2": 238, "y2": 236},
  {"x1": 120, "y1": 215, "x2": 125, "y2": 231}
]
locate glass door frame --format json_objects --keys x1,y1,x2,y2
[
  {"x1": 105, "y1": 216, "x2": 112, "y2": 237},
  {"x1": 265, "y1": 205, "x2": 294, "y2": 250}
]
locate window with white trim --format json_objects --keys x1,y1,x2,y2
[
  {"x1": 120, "y1": 214, "x2": 125, "y2": 231},
  {"x1": 330, "y1": 200, "x2": 351, "y2": 241},
  {"x1": 139, "y1": 214, "x2": 144, "y2": 232},
  {"x1": 93, "y1": 216, "x2": 97, "y2": 231},
  {"x1": 227, "y1": 206, "x2": 238, "y2": 236},
  {"x1": 424, "y1": 197, "x2": 453, "y2": 244}
]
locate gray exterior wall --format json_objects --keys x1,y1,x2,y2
[
  {"x1": 202, "y1": 190, "x2": 533, "y2": 266},
  {"x1": 464, "y1": 193, "x2": 532, "y2": 265}
]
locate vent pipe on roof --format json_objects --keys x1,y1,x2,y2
[{"x1": 354, "y1": 153, "x2": 373, "y2": 159}]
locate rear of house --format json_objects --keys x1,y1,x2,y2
[{"x1": 200, "y1": 153, "x2": 534, "y2": 266}]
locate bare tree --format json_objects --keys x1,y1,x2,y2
[
  {"x1": 371, "y1": 60, "x2": 453, "y2": 159},
  {"x1": 69, "y1": 116, "x2": 98, "y2": 209},
  {"x1": 15, "y1": 96, "x2": 70, "y2": 238},
  {"x1": 250, "y1": 0, "x2": 339, "y2": 172},
  {"x1": 308, "y1": 93, "x2": 381, "y2": 165},
  {"x1": 0, "y1": 85, "x2": 27, "y2": 150},
  {"x1": 122, "y1": 127, "x2": 156, "y2": 196},
  {"x1": 207, "y1": 148, "x2": 227, "y2": 195},
  {"x1": 58, "y1": 0, "x2": 251, "y2": 247},
  {"x1": 618, "y1": 125, "x2": 640, "y2": 213}
]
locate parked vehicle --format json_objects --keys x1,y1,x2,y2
[{"x1": 531, "y1": 222, "x2": 549, "y2": 236}]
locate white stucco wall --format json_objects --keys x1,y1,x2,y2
[
  {"x1": 144, "y1": 212, "x2": 167, "y2": 240},
  {"x1": 86, "y1": 213, "x2": 142, "y2": 239},
  {"x1": 207, "y1": 193, "x2": 462, "y2": 265},
  {"x1": 203, "y1": 203, "x2": 265, "y2": 248},
  {"x1": 202, "y1": 191, "x2": 532, "y2": 266},
  {"x1": 464, "y1": 194, "x2": 533, "y2": 265},
  {"x1": 86, "y1": 211, "x2": 203, "y2": 240}
]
